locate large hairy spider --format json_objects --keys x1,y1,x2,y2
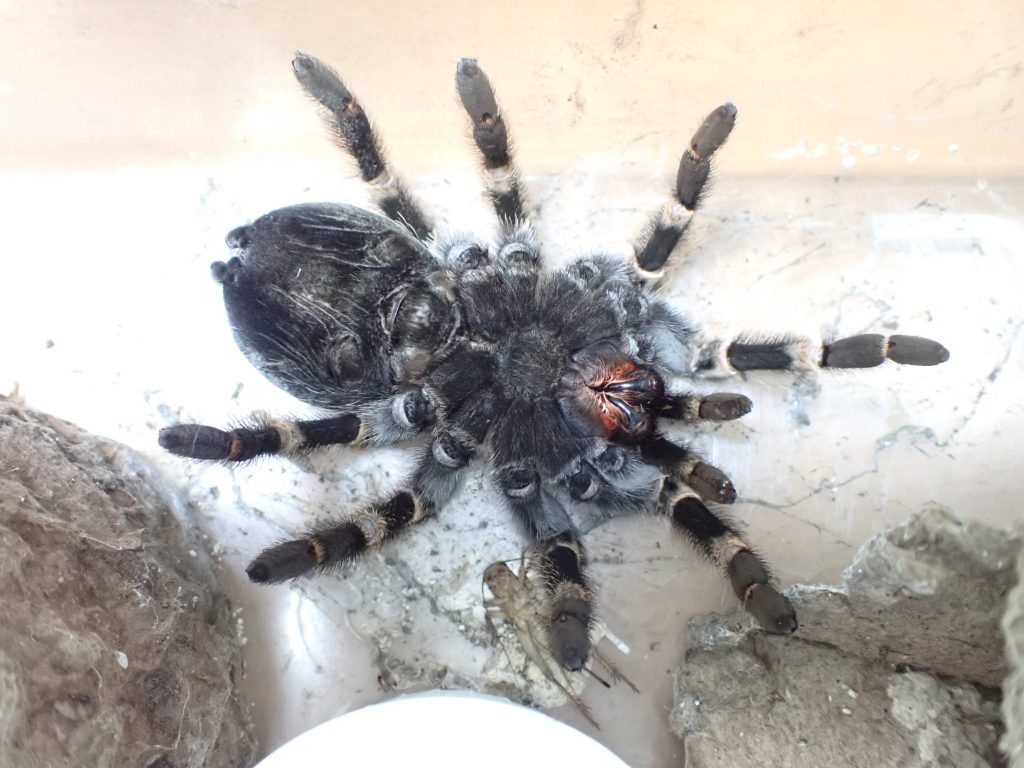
[{"x1": 159, "y1": 53, "x2": 949, "y2": 671}]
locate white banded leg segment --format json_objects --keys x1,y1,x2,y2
[
  {"x1": 692, "y1": 333, "x2": 949, "y2": 376},
  {"x1": 366, "y1": 170, "x2": 433, "y2": 240},
  {"x1": 455, "y1": 58, "x2": 527, "y2": 223},
  {"x1": 246, "y1": 489, "x2": 425, "y2": 584},
  {"x1": 158, "y1": 413, "x2": 364, "y2": 461},
  {"x1": 536, "y1": 531, "x2": 594, "y2": 671},
  {"x1": 663, "y1": 485, "x2": 796, "y2": 634},
  {"x1": 691, "y1": 335, "x2": 819, "y2": 377},
  {"x1": 640, "y1": 436, "x2": 737, "y2": 505},
  {"x1": 632, "y1": 201, "x2": 697, "y2": 279},
  {"x1": 632, "y1": 103, "x2": 736, "y2": 277},
  {"x1": 292, "y1": 52, "x2": 431, "y2": 238}
]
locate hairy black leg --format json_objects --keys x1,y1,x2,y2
[
  {"x1": 694, "y1": 333, "x2": 950, "y2": 375},
  {"x1": 656, "y1": 391, "x2": 753, "y2": 422},
  {"x1": 248, "y1": 388, "x2": 500, "y2": 583},
  {"x1": 822, "y1": 334, "x2": 950, "y2": 368},
  {"x1": 358, "y1": 345, "x2": 496, "y2": 445},
  {"x1": 456, "y1": 58, "x2": 527, "y2": 223},
  {"x1": 292, "y1": 52, "x2": 431, "y2": 238},
  {"x1": 632, "y1": 103, "x2": 737, "y2": 278},
  {"x1": 564, "y1": 445, "x2": 663, "y2": 527},
  {"x1": 246, "y1": 490, "x2": 420, "y2": 583},
  {"x1": 535, "y1": 531, "x2": 593, "y2": 672},
  {"x1": 159, "y1": 414, "x2": 362, "y2": 461},
  {"x1": 662, "y1": 483, "x2": 797, "y2": 634},
  {"x1": 640, "y1": 435, "x2": 737, "y2": 505},
  {"x1": 492, "y1": 462, "x2": 594, "y2": 671}
]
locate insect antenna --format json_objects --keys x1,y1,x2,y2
[{"x1": 585, "y1": 666, "x2": 612, "y2": 689}]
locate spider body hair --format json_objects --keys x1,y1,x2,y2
[{"x1": 159, "y1": 52, "x2": 949, "y2": 672}]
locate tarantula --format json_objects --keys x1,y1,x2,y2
[{"x1": 159, "y1": 53, "x2": 949, "y2": 671}]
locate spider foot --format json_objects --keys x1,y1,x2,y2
[
  {"x1": 549, "y1": 598, "x2": 592, "y2": 671},
  {"x1": 684, "y1": 461, "x2": 737, "y2": 505},
  {"x1": 729, "y1": 550, "x2": 797, "y2": 633},
  {"x1": 823, "y1": 333, "x2": 950, "y2": 368},
  {"x1": 745, "y1": 583, "x2": 798, "y2": 634},
  {"x1": 886, "y1": 334, "x2": 950, "y2": 366},
  {"x1": 697, "y1": 392, "x2": 752, "y2": 421}
]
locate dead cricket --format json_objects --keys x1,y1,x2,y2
[{"x1": 482, "y1": 550, "x2": 639, "y2": 729}]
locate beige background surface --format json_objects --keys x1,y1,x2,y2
[
  {"x1": 3, "y1": 0, "x2": 1023, "y2": 175},
  {"x1": 2, "y1": 2, "x2": 1022, "y2": 767}
]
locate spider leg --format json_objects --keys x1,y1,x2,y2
[
  {"x1": 534, "y1": 529, "x2": 594, "y2": 673},
  {"x1": 632, "y1": 103, "x2": 737, "y2": 279},
  {"x1": 656, "y1": 391, "x2": 753, "y2": 423},
  {"x1": 662, "y1": 481, "x2": 797, "y2": 634},
  {"x1": 456, "y1": 58, "x2": 527, "y2": 224},
  {"x1": 247, "y1": 387, "x2": 500, "y2": 583},
  {"x1": 563, "y1": 445, "x2": 663, "y2": 530},
  {"x1": 158, "y1": 413, "x2": 363, "y2": 461},
  {"x1": 157, "y1": 380, "x2": 443, "y2": 462},
  {"x1": 491, "y1": 466, "x2": 594, "y2": 671},
  {"x1": 292, "y1": 52, "x2": 432, "y2": 239},
  {"x1": 696, "y1": 333, "x2": 950, "y2": 375},
  {"x1": 640, "y1": 434, "x2": 738, "y2": 505}
]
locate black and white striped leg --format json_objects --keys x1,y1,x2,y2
[
  {"x1": 246, "y1": 488, "x2": 426, "y2": 583},
  {"x1": 535, "y1": 530, "x2": 593, "y2": 672},
  {"x1": 492, "y1": 462, "x2": 594, "y2": 671},
  {"x1": 247, "y1": 388, "x2": 500, "y2": 584},
  {"x1": 821, "y1": 334, "x2": 949, "y2": 368},
  {"x1": 640, "y1": 435, "x2": 737, "y2": 505},
  {"x1": 697, "y1": 333, "x2": 950, "y2": 375},
  {"x1": 656, "y1": 392, "x2": 753, "y2": 423},
  {"x1": 456, "y1": 58, "x2": 527, "y2": 223},
  {"x1": 292, "y1": 52, "x2": 432, "y2": 239},
  {"x1": 158, "y1": 413, "x2": 363, "y2": 461},
  {"x1": 663, "y1": 483, "x2": 797, "y2": 634},
  {"x1": 633, "y1": 103, "x2": 737, "y2": 278}
]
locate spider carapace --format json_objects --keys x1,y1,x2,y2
[{"x1": 159, "y1": 53, "x2": 949, "y2": 672}]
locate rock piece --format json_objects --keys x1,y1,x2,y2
[
  {"x1": 0, "y1": 400, "x2": 257, "y2": 768},
  {"x1": 1004, "y1": 539, "x2": 1024, "y2": 768},
  {"x1": 674, "y1": 618, "x2": 1001, "y2": 768},
  {"x1": 672, "y1": 505, "x2": 1016, "y2": 768},
  {"x1": 795, "y1": 504, "x2": 1017, "y2": 687}
]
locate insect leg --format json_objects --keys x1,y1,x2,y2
[
  {"x1": 456, "y1": 58, "x2": 527, "y2": 224},
  {"x1": 591, "y1": 648, "x2": 640, "y2": 694},
  {"x1": 292, "y1": 52, "x2": 432, "y2": 239},
  {"x1": 632, "y1": 103, "x2": 737, "y2": 279},
  {"x1": 662, "y1": 482, "x2": 797, "y2": 634}
]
